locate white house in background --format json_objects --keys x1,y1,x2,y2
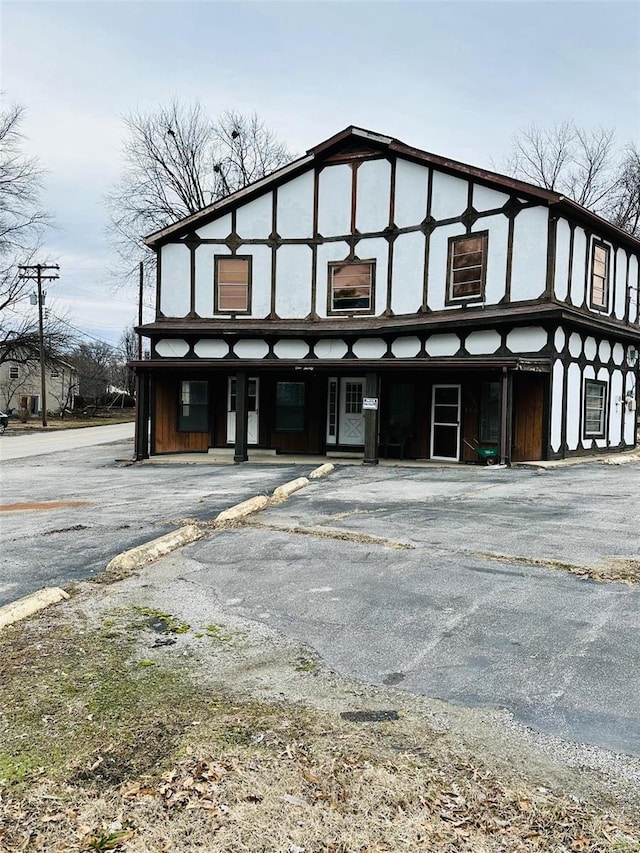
[
  {"x1": 0, "y1": 354, "x2": 77, "y2": 415},
  {"x1": 131, "y1": 126, "x2": 640, "y2": 464}
]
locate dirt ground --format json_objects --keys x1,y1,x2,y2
[
  {"x1": 3, "y1": 413, "x2": 135, "y2": 434},
  {"x1": 1, "y1": 557, "x2": 639, "y2": 853}
]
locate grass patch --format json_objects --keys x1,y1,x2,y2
[{"x1": 0, "y1": 610, "x2": 639, "y2": 852}]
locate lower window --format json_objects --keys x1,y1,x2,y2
[
  {"x1": 179, "y1": 380, "x2": 208, "y2": 431},
  {"x1": 583, "y1": 379, "x2": 607, "y2": 438},
  {"x1": 479, "y1": 381, "x2": 501, "y2": 442},
  {"x1": 275, "y1": 382, "x2": 305, "y2": 432}
]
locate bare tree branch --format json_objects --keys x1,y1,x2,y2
[
  {"x1": 504, "y1": 120, "x2": 639, "y2": 237},
  {"x1": 105, "y1": 102, "x2": 294, "y2": 292}
]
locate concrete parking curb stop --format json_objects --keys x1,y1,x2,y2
[
  {"x1": 309, "y1": 462, "x2": 335, "y2": 479},
  {"x1": 0, "y1": 587, "x2": 70, "y2": 630},
  {"x1": 272, "y1": 476, "x2": 310, "y2": 499},
  {"x1": 105, "y1": 524, "x2": 205, "y2": 575},
  {"x1": 215, "y1": 495, "x2": 270, "y2": 522}
]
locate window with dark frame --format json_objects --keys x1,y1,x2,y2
[
  {"x1": 590, "y1": 242, "x2": 609, "y2": 310},
  {"x1": 9, "y1": 366, "x2": 19, "y2": 380},
  {"x1": 275, "y1": 381, "x2": 305, "y2": 432},
  {"x1": 447, "y1": 233, "x2": 488, "y2": 301},
  {"x1": 178, "y1": 380, "x2": 209, "y2": 432},
  {"x1": 215, "y1": 256, "x2": 251, "y2": 313},
  {"x1": 479, "y1": 381, "x2": 501, "y2": 443},
  {"x1": 583, "y1": 379, "x2": 607, "y2": 438},
  {"x1": 328, "y1": 260, "x2": 375, "y2": 313}
]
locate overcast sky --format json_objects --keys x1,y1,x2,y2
[{"x1": 2, "y1": 0, "x2": 639, "y2": 347}]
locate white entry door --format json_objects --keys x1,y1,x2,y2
[
  {"x1": 338, "y1": 378, "x2": 365, "y2": 445},
  {"x1": 227, "y1": 377, "x2": 259, "y2": 445},
  {"x1": 430, "y1": 385, "x2": 461, "y2": 460}
]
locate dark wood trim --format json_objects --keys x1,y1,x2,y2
[
  {"x1": 233, "y1": 371, "x2": 249, "y2": 462},
  {"x1": 313, "y1": 167, "x2": 320, "y2": 237},
  {"x1": 388, "y1": 157, "x2": 396, "y2": 227},
  {"x1": 309, "y1": 243, "x2": 318, "y2": 319},
  {"x1": 139, "y1": 299, "x2": 640, "y2": 343},
  {"x1": 156, "y1": 250, "x2": 163, "y2": 320},
  {"x1": 582, "y1": 230, "x2": 591, "y2": 309},
  {"x1": 189, "y1": 244, "x2": 197, "y2": 316},
  {"x1": 624, "y1": 250, "x2": 631, "y2": 324},
  {"x1": 544, "y1": 214, "x2": 557, "y2": 299},
  {"x1": 444, "y1": 230, "x2": 489, "y2": 307},
  {"x1": 421, "y1": 169, "x2": 434, "y2": 311},
  {"x1": 350, "y1": 162, "x2": 358, "y2": 234},
  {"x1": 270, "y1": 188, "x2": 278, "y2": 318},
  {"x1": 363, "y1": 372, "x2": 379, "y2": 464},
  {"x1": 504, "y1": 213, "x2": 515, "y2": 303},
  {"x1": 559, "y1": 345, "x2": 569, "y2": 459},
  {"x1": 566, "y1": 223, "x2": 575, "y2": 306},
  {"x1": 134, "y1": 371, "x2": 150, "y2": 460},
  {"x1": 611, "y1": 244, "x2": 618, "y2": 317},
  {"x1": 213, "y1": 254, "x2": 253, "y2": 315},
  {"x1": 385, "y1": 240, "x2": 394, "y2": 314}
]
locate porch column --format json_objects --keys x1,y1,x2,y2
[
  {"x1": 134, "y1": 370, "x2": 150, "y2": 461},
  {"x1": 234, "y1": 370, "x2": 249, "y2": 463},
  {"x1": 499, "y1": 366, "x2": 513, "y2": 466},
  {"x1": 363, "y1": 371, "x2": 379, "y2": 465}
]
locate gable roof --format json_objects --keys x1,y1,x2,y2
[{"x1": 145, "y1": 126, "x2": 640, "y2": 251}]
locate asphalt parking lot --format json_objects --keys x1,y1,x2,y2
[
  {"x1": 2, "y1": 439, "x2": 639, "y2": 757},
  {"x1": 181, "y1": 461, "x2": 640, "y2": 757}
]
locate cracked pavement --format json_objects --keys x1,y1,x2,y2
[{"x1": 2, "y1": 438, "x2": 639, "y2": 757}]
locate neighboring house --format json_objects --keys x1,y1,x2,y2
[
  {"x1": 0, "y1": 355, "x2": 77, "y2": 416},
  {"x1": 132, "y1": 126, "x2": 640, "y2": 464}
]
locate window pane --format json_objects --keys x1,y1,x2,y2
[
  {"x1": 450, "y1": 236, "x2": 486, "y2": 299},
  {"x1": 480, "y1": 382, "x2": 501, "y2": 442},
  {"x1": 179, "y1": 381, "x2": 208, "y2": 432},
  {"x1": 218, "y1": 258, "x2": 248, "y2": 283},
  {"x1": 218, "y1": 283, "x2": 248, "y2": 311},
  {"x1": 584, "y1": 381, "x2": 605, "y2": 436},
  {"x1": 275, "y1": 382, "x2": 305, "y2": 432},
  {"x1": 331, "y1": 262, "x2": 373, "y2": 311},
  {"x1": 345, "y1": 382, "x2": 363, "y2": 414}
]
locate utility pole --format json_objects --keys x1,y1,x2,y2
[
  {"x1": 18, "y1": 263, "x2": 60, "y2": 428},
  {"x1": 138, "y1": 261, "x2": 143, "y2": 361}
]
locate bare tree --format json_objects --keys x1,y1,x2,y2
[
  {"x1": 70, "y1": 341, "x2": 119, "y2": 410},
  {"x1": 504, "y1": 121, "x2": 639, "y2": 236},
  {"x1": 604, "y1": 143, "x2": 640, "y2": 237},
  {"x1": 0, "y1": 102, "x2": 74, "y2": 362},
  {"x1": 105, "y1": 102, "x2": 294, "y2": 287}
]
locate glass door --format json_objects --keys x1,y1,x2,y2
[{"x1": 430, "y1": 385, "x2": 461, "y2": 460}]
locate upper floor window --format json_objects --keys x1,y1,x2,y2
[
  {"x1": 583, "y1": 379, "x2": 607, "y2": 438},
  {"x1": 215, "y1": 256, "x2": 251, "y2": 314},
  {"x1": 9, "y1": 366, "x2": 19, "y2": 380},
  {"x1": 328, "y1": 260, "x2": 375, "y2": 314},
  {"x1": 590, "y1": 241, "x2": 609, "y2": 310},
  {"x1": 50, "y1": 370, "x2": 60, "y2": 378},
  {"x1": 447, "y1": 232, "x2": 488, "y2": 303}
]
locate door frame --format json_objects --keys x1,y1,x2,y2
[
  {"x1": 430, "y1": 383, "x2": 461, "y2": 461},
  {"x1": 337, "y1": 376, "x2": 366, "y2": 446},
  {"x1": 226, "y1": 376, "x2": 259, "y2": 445}
]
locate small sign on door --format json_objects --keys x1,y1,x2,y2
[{"x1": 362, "y1": 397, "x2": 379, "y2": 411}]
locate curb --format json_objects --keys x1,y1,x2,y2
[
  {"x1": 309, "y1": 462, "x2": 335, "y2": 479},
  {"x1": 272, "y1": 477, "x2": 310, "y2": 499},
  {"x1": 0, "y1": 587, "x2": 70, "y2": 630},
  {"x1": 215, "y1": 495, "x2": 269, "y2": 523},
  {"x1": 105, "y1": 524, "x2": 204, "y2": 575}
]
